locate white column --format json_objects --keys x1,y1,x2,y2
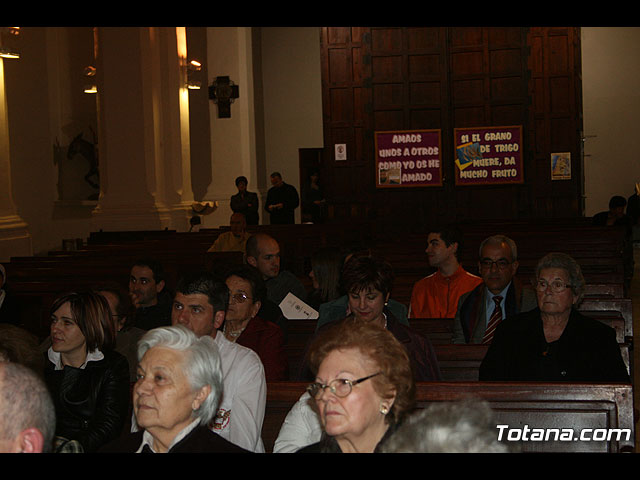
[
  {"x1": 203, "y1": 27, "x2": 259, "y2": 226},
  {"x1": 0, "y1": 57, "x2": 31, "y2": 261},
  {"x1": 91, "y1": 27, "x2": 194, "y2": 231}
]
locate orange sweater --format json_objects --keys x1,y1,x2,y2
[{"x1": 409, "y1": 265, "x2": 482, "y2": 319}]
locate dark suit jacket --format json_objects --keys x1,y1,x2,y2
[
  {"x1": 99, "y1": 425, "x2": 250, "y2": 453},
  {"x1": 479, "y1": 308, "x2": 630, "y2": 382},
  {"x1": 230, "y1": 191, "x2": 259, "y2": 225},
  {"x1": 453, "y1": 280, "x2": 537, "y2": 344},
  {"x1": 236, "y1": 316, "x2": 288, "y2": 381},
  {"x1": 265, "y1": 182, "x2": 299, "y2": 224}
]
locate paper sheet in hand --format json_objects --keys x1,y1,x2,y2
[{"x1": 279, "y1": 292, "x2": 318, "y2": 320}]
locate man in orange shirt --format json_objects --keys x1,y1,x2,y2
[{"x1": 409, "y1": 226, "x2": 482, "y2": 319}]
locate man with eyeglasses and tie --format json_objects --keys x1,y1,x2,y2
[
  {"x1": 452, "y1": 235, "x2": 537, "y2": 344},
  {"x1": 170, "y1": 272, "x2": 267, "y2": 452}
]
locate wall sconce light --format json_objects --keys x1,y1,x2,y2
[
  {"x1": 186, "y1": 59, "x2": 202, "y2": 90},
  {"x1": 83, "y1": 65, "x2": 97, "y2": 94},
  {"x1": 0, "y1": 27, "x2": 21, "y2": 59}
]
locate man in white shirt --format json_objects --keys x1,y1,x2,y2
[{"x1": 171, "y1": 272, "x2": 266, "y2": 452}]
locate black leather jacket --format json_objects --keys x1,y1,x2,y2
[{"x1": 44, "y1": 349, "x2": 130, "y2": 453}]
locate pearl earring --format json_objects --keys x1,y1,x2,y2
[{"x1": 380, "y1": 405, "x2": 389, "y2": 415}]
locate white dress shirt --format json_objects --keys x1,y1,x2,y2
[
  {"x1": 273, "y1": 391, "x2": 322, "y2": 453},
  {"x1": 484, "y1": 283, "x2": 510, "y2": 328},
  {"x1": 211, "y1": 331, "x2": 267, "y2": 452}
]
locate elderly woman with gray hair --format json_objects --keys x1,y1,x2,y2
[
  {"x1": 100, "y1": 325, "x2": 248, "y2": 453},
  {"x1": 480, "y1": 252, "x2": 629, "y2": 382}
]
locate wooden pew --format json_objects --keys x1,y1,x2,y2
[
  {"x1": 411, "y1": 301, "x2": 634, "y2": 346},
  {"x1": 432, "y1": 343, "x2": 632, "y2": 382},
  {"x1": 433, "y1": 344, "x2": 488, "y2": 381},
  {"x1": 4, "y1": 251, "x2": 243, "y2": 339},
  {"x1": 282, "y1": 316, "x2": 632, "y2": 384},
  {"x1": 263, "y1": 381, "x2": 635, "y2": 453},
  {"x1": 7, "y1": 220, "x2": 629, "y2": 339}
]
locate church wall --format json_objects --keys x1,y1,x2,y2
[
  {"x1": 1, "y1": 27, "x2": 638, "y2": 258},
  {"x1": 581, "y1": 27, "x2": 640, "y2": 216}
]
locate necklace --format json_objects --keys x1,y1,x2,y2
[{"x1": 224, "y1": 321, "x2": 247, "y2": 339}]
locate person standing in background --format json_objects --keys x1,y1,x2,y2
[
  {"x1": 230, "y1": 176, "x2": 259, "y2": 225},
  {"x1": 265, "y1": 172, "x2": 299, "y2": 225}
]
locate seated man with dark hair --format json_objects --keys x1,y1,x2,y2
[
  {"x1": 128, "y1": 258, "x2": 173, "y2": 330},
  {"x1": 593, "y1": 195, "x2": 633, "y2": 228},
  {"x1": 171, "y1": 271, "x2": 266, "y2": 452},
  {"x1": 409, "y1": 225, "x2": 482, "y2": 319}
]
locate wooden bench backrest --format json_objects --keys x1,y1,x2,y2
[{"x1": 263, "y1": 381, "x2": 635, "y2": 453}]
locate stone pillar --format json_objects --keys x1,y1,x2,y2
[
  {"x1": 91, "y1": 27, "x2": 194, "y2": 231},
  {"x1": 203, "y1": 27, "x2": 260, "y2": 226},
  {"x1": 0, "y1": 57, "x2": 31, "y2": 261}
]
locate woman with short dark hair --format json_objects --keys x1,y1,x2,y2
[
  {"x1": 43, "y1": 291, "x2": 130, "y2": 452},
  {"x1": 223, "y1": 264, "x2": 288, "y2": 381},
  {"x1": 311, "y1": 254, "x2": 441, "y2": 382}
]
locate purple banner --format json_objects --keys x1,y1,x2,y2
[
  {"x1": 454, "y1": 125, "x2": 523, "y2": 185},
  {"x1": 375, "y1": 130, "x2": 442, "y2": 188}
]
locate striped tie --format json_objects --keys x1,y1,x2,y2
[{"x1": 482, "y1": 295, "x2": 503, "y2": 344}]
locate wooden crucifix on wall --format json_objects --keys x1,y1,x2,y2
[{"x1": 208, "y1": 76, "x2": 239, "y2": 118}]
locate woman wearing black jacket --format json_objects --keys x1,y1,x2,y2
[{"x1": 44, "y1": 291, "x2": 130, "y2": 453}]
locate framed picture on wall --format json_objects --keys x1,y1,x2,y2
[{"x1": 551, "y1": 152, "x2": 571, "y2": 180}]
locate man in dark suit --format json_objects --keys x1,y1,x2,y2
[
  {"x1": 452, "y1": 235, "x2": 537, "y2": 344},
  {"x1": 264, "y1": 172, "x2": 299, "y2": 224},
  {"x1": 230, "y1": 176, "x2": 259, "y2": 225}
]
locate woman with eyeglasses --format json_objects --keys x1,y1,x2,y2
[
  {"x1": 223, "y1": 264, "x2": 288, "y2": 381},
  {"x1": 297, "y1": 320, "x2": 415, "y2": 453},
  {"x1": 479, "y1": 252, "x2": 629, "y2": 382},
  {"x1": 43, "y1": 291, "x2": 130, "y2": 452},
  {"x1": 276, "y1": 254, "x2": 437, "y2": 452}
]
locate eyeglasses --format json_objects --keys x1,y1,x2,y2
[
  {"x1": 230, "y1": 293, "x2": 252, "y2": 304},
  {"x1": 535, "y1": 279, "x2": 573, "y2": 293},
  {"x1": 307, "y1": 372, "x2": 381, "y2": 399},
  {"x1": 479, "y1": 259, "x2": 512, "y2": 270}
]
